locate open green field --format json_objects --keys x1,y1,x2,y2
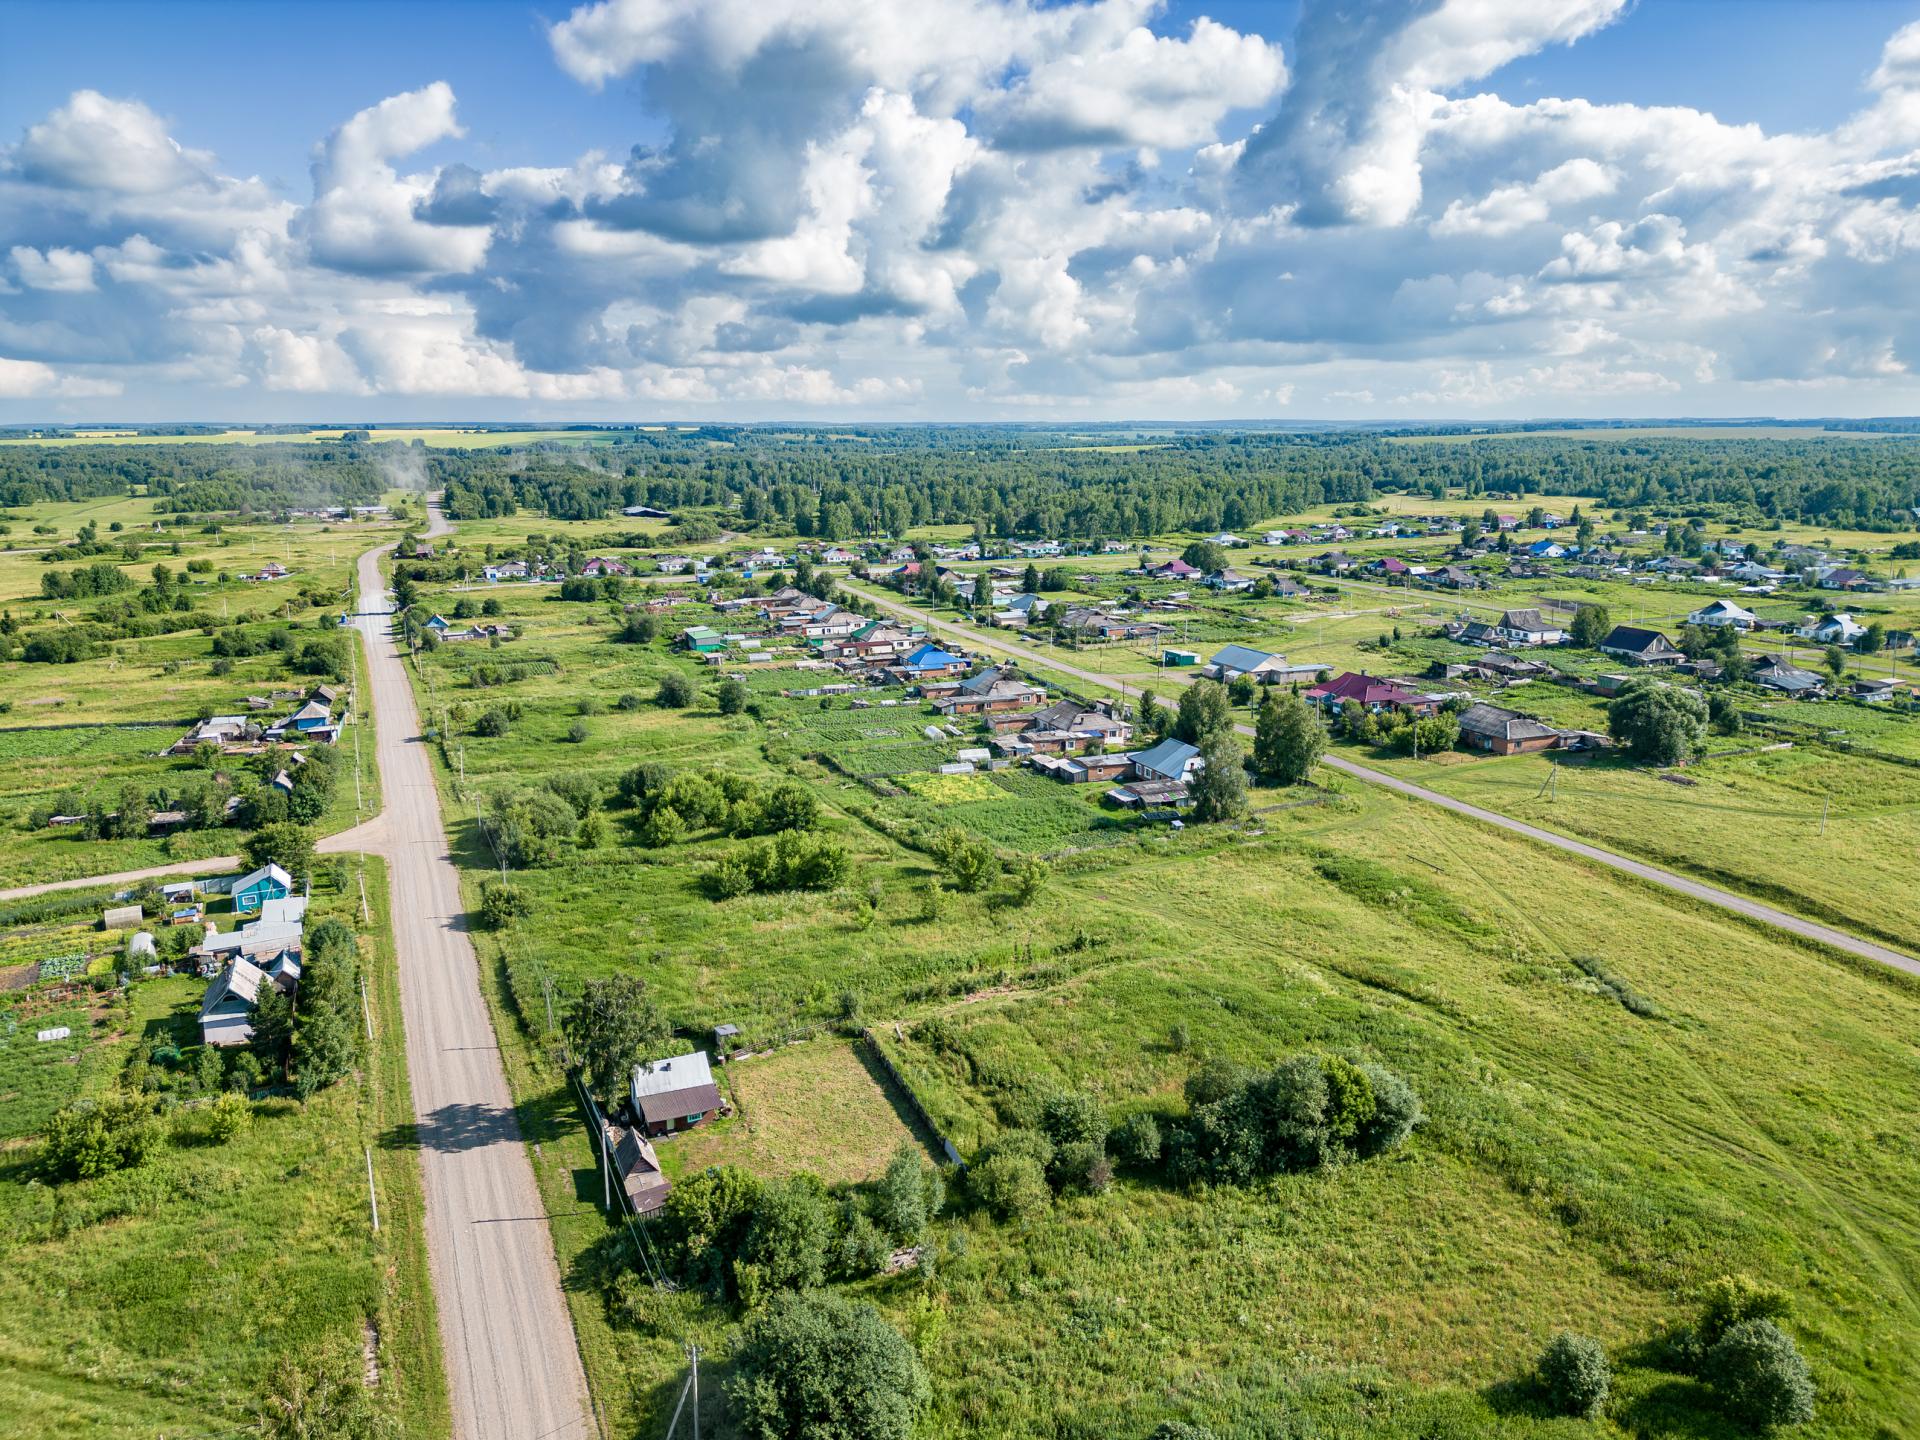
[
  {"x1": 393, "y1": 529, "x2": 1920, "y2": 1439},
  {"x1": 0, "y1": 857, "x2": 447, "y2": 1439}
]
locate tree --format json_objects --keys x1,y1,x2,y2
[
  {"x1": 873, "y1": 1145, "x2": 934, "y2": 1243},
  {"x1": 1181, "y1": 540, "x2": 1227, "y2": 573},
  {"x1": 564, "y1": 975, "x2": 671, "y2": 1102},
  {"x1": 736, "y1": 1175, "x2": 833, "y2": 1299},
  {"x1": 1138, "y1": 689, "x2": 1168, "y2": 739},
  {"x1": 729, "y1": 1291, "x2": 930, "y2": 1440},
  {"x1": 292, "y1": 994, "x2": 359, "y2": 1099},
  {"x1": 1253, "y1": 689, "x2": 1326, "y2": 785},
  {"x1": 660, "y1": 1165, "x2": 761, "y2": 1292},
  {"x1": 1173, "y1": 679, "x2": 1232, "y2": 744},
  {"x1": 567, "y1": 718, "x2": 589, "y2": 744},
  {"x1": 1857, "y1": 621, "x2": 1886, "y2": 655},
  {"x1": 1570, "y1": 603, "x2": 1611, "y2": 648},
  {"x1": 1189, "y1": 734, "x2": 1248, "y2": 823},
  {"x1": 1704, "y1": 1320, "x2": 1815, "y2": 1430},
  {"x1": 717, "y1": 677, "x2": 748, "y2": 714},
  {"x1": 1822, "y1": 645, "x2": 1847, "y2": 683},
  {"x1": 656, "y1": 671, "x2": 696, "y2": 707},
  {"x1": 1607, "y1": 679, "x2": 1707, "y2": 766},
  {"x1": 1538, "y1": 1332, "x2": 1611, "y2": 1418},
  {"x1": 251, "y1": 979, "x2": 295, "y2": 1078},
  {"x1": 1039, "y1": 1091, "x2": 1109, "y2": 1152}
]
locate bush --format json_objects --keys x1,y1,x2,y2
[
  {"x1": 729, "y1": 1291, "x2": 929, "y2": 1440},
  {"x1": 473, "y1": 708, "x2": 511, "y2": 738},
  {"x1": 479, "y1": 879, "x2": 533, "y2": 929},
  {"x1": 1050, "y1": 1139, "x2": 1112, "y2": 1194},
  {"x1": 717, "y1": 677, "x2": 748, "y2": 714},
  {"x1": 1538, "y1": 1332, "x2": 1611, "y2": 1418},
  {"x1": 567, "y1": 719, "x2": 589, "y2": 743},
  {"x1": 1355, "y1": 1062, "x2": 1422, "y2": 1156},
  {"x1": 1039, "y1": 1091, "x2": 1109, "y2": 1153},
  {"x1": 1704, "y1": 1320, "x2": 1815, "y2": 1429},
  {"x1": 1111, "y1": 1112, "x2": 1162, "y2": 1169},
  {"x1": 44, "y1": 1090, "x2": 160, "y2": 1179},
  {"x1": 1695, "y1": 1274, "x2": 1793, "y2": 1352},
  {"x1": 206, "y1": 1090, "x2": 253, "y2": 1144},
  {"x1": 837, "y1": 1210, "x2": 891, "y2": 1278},
  {"x1": 934, "y1": 827, "x2": 999, "y2": 892},
  {"x1": 1146, "y1": 1425, "x2": 1216, "y2": 1440},
  {"x1": 969, "y1": 1152, "x2": 1051, "y2": 1222},
  {"x1": 656, "y1": 672, "x2": 696, "y2": 708}
]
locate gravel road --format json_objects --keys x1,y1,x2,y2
[{"x1": 347, "y1": 510, "x2": 594, "y2": 1440}]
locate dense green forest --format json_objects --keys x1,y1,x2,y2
[
  {"x1": 7, "y1": 428, "x2": 1920, "y2": 534},
  {"x1": 444, "y1": 427, "x2": 1920, "y2": 535},
  {"x1": 0, "y1": 445, "x2": 387, "y2": 511}
]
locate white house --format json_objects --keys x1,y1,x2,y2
[
  {"x1": 1688, "y1": 598, "x2": 1758, "y2": 630},
  {"x1": 1798, "y1": 613, "x2": 1866, "y2": 645}
]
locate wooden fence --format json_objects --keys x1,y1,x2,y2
[{"x1": 858, "y1": 1027, "x2": 965, "y2": 1167}]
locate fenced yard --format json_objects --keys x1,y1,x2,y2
[{"x1": 663, "y1": 1037, "x2": 939, "y2": 1185}]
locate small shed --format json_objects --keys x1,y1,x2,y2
[{"x1": 1162, "y1": 649, "x2": 1200, "y2": 667}]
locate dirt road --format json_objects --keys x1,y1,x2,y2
[
  {"x1": 0, "y1": 853, "x2": 240, "y2": 903},
  {"x1": 842, "y1": 580, "x2": 1920, "y2": 980},
  {"x1": 345, "y1": 506, "x2": 593, "y2": 1440}
]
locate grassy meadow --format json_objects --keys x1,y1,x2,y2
[{"x1": 388, "y1": 517, "x2": 1920, "y2": 1439}]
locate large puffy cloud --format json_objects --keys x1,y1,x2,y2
[
  {"x1": 11, "y1": 3, "x2": 1920, "y2": 420},
  {"x1": 300, "y1": 83, "x2": 491, "y2": 275}
]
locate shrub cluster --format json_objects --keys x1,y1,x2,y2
[
  {"x1": 709, "y1": 830, "x2": 851, "y2": 898},
  {"x1": 622, "y1": 764, "x2": 821, "y2": 844},
  {"x1": 1161, "y1": 1054, "x2": 1420, "y2": 1185},
  {"x1": 657, "y1": 1149, "x2": 943, "y2": 1303}
]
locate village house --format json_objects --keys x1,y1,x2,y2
[
  {"x1": 1307, "y1": 672, "x2": 1440, "y2": 717},
  {"x1": 1145, "y1": 557, "x2": 1199, "y2": 580},
  {"x1": 581, "y1": 557, "x2": 632, "y2": 578},
  {"x1": 482, "y1": 560, "x2": 529, "y2": 582},
  {"x1": 1367, "y1": 556, "x2": 1414, "y2": 580},
  {"x1": 1203, "y1": 568, "x2": 1255, "y2": 592},
  {"x1": 1819, "y1": 567, "x2": 1880, "y2": 592},
  {"x1": 933, "y1": 667, "x2": 1046, "y2": 715},
  {"x1": 1457, "y1": 703, "x2": 1563, "y2": 755},
  {"x1": 1688, "y1": 598, "x2": 1759, "y2": 629},
  {"x1": 1798, "y1": 613, "x2": 1866, "y2": 645},
  {"x1": 1598, "y1": 625, "x2": 1686, "y2": 666},
  {"x1": 1267, "y1": 574, "x2": 1313, "y2": 599},
  {"x1": 1128, "y1": 736, "x2": 1204, "y2": 783},
  {"x1": 892, "y1": 643, "x2": 970, "y2": 679},
  {"x1": 1204, "y1": 644, "x2": 1321, "y2": 686},
  {"x1": 630, "y1": 1052, "x2": 725, "y2": 1136},
  {"x1": 1311, "y1": 550, "x2": 1358, "y2": 573},
  {"x1": 1429, "y1": 565, "x2": 1484, "y2": 590},
  {"x1": 1019, "y1": 699, "x2": 1133, "y2": 750},
  {"x1": 1750, "y1": 654, "x2": 1825, "y2": 697},
  {"x1": 1459, "y1": 608, "x2": 1566, "y2": 648},
  {"x1": 199, "y1": 956, "x2": 296, "y2": 1047},
  {"x1": 227, "y1": 862, "x2": 293, "y2": 918}
]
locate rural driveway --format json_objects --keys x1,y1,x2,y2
[
  {"x1": 344, "y1": 501, "x2": 594, "y2": 1440},
  {"x1": 841, "y1": 580, "x2": 1920, "y2": 980}
]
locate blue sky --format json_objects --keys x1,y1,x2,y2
[{"x1": 3, "y1": 0, "x2": 1920, "y2": 420}]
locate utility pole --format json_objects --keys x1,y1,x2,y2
[
  {"x1": 1820, "y1": 794, "x2": 1828, "y2": 836},
  {"x1": 690, "y1": 1344, "x2": 700, "y2": 1440}
]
